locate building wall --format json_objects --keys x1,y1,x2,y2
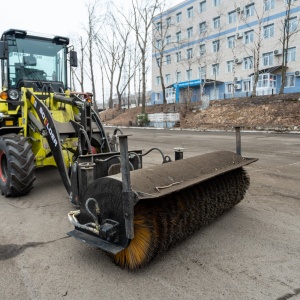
[{"x1": 151, "y1": 0, "x2": 300, "y2": 104}]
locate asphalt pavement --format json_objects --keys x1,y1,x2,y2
[{"x1": 0, "y1": 128, "x2": 299, "y2": 300}]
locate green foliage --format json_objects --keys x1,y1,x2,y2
[{"x1": 136, "y1": 113, "x2": 149, "y2": 127}]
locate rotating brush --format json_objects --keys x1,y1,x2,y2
[{"x1": 113, "y1": 167, "x2": 250, "y2": 271}]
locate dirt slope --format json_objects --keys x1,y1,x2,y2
[{"x1": 100, "y1": 94, "x2": 300, "y2": 132}]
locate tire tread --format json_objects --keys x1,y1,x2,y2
[{"x1": 1, "y1": 135, "x2": 36, "y2": 197}]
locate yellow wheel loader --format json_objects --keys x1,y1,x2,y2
[{"x1": 0, "y1": 29, "x2": 256, "y2": 271}]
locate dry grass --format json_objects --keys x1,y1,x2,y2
[{"x1": 99, "y1": 98, "x2": 300, "y2": 131}]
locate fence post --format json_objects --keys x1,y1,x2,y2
[{"x1": 234, "y1": 126, "x2": 243, "y2": 156}]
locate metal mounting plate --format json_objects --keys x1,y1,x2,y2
[{"x1": 67, "y1": 229, "x2": 125, "y2": 255}]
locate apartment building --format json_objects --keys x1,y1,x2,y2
[{"x1": 151, "y1": 0, "x2": 300, "y2": 104}]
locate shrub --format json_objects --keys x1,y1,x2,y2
[{"x1": 136, "y1": 114, "x2": 149, "y2": 127}]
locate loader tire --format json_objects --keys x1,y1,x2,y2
[{"x1": 0, "y1": 135, "x2": 35, "y2": 197}]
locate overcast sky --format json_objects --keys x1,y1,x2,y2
[
  {"x1": 1, "y1": 0, "x2": 183, "y2": 38},
  {"x1": 1, "y1": 0, "x2": 183, "y2": 102}
]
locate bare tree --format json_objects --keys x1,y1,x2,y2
[
  {"x1": 74, "y1": 0, "x2": 165, "y2": 112},
  {"x1": 110, "y1": 12, "x2": 135, "y2": 109},
  {"x1": 99, "y1": 61, "x2": 105, "y2": 109},
  {"x1": 209, "y1": 5, "x2": 227, "y2": 100},
  {"x1": 71, "y1": 1, "x2": 107, "y2": 109},
  {"x1": 171, "y1": 11, "x2": 201, "y2": 105},
  {"x1": 85, "y1": 1, "x2": 100, "y2": 110},
  {"x1": 133, "y1": 41, "x2": 142, "y2": 107},
  {"x1": 194, "y1": 23, "x2": 212, "y2": 102},
  {"x1": 127, "y1": 61, "x2": 132, "y2": 109},
  {"x1": 131, "y1": 0, "x2": 163, "y2": 113},
  {"x1": 240, "y1": 3, "x2": 268, "y2": 96},
  {"x1": 278, "y1": 0, "x2": 300, "y2": 94},
  {"x1": 227, "y1": 3, "x2": 245, "y2": 98},
  {"x1": 152, "y1": 4, "x2": 171, "y2": 104},
  {"x1": 95, "y1": 23, "x2": 119, "y2": 109},
  {"x1": 70, "y1": 34, "x2": 87, "y2": 92}
]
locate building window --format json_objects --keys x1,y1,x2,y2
[
  {"x1": 156, "y1": 76, "x2": 161, "y2": 85},
  {"x1": 264, "y1": 24, "x2": 274, "y2": 39},
  {"x1": 187, "y1": 6, "x2": 194, "y2": 18},
  {"x1": 156, "y1": 22, "x2": 162, "y2": 32},
  {"x1": 243, "y1": 56, "x2": 253, "y2": 69},
  {"x1": 176, "y1": 31, "x2": 182, "y2": 42},
  {"x1": 199, "y1": 21, "x2": 207, "y2": 34},
  {"x1": 199, "y1": 1, "x2": 206, "y2": 13},
  {"x1": 227, "y1": 60, "x2": 234, "y2": 73},
  {"x1": 212, "y1": 40, "x2": 220, "y2": 52},
  {"x1": 199, "y1": 66, "x2": 206, "y2": 78},
  {"x1": 176, "y1": 71, "x2": 181, "y2": 82},
  {"x1": 166, "y1": 55, "x2": 171, "y2": 65},
  {"x1": 262, "y1": 52, "x2": 274, "y2": 66},
  {"x1": 166, "y1": 17, "x2": 171, "y2": 27},
  {"x1": 176, "y1": 12, "x2": 182, "y2": 23},
  {"x1": 244, "y1": 30, "x2": 254, "y2": 44},
  {"x1": 243, "y1": 80, "x2": 251, "y2": 92},
  {"x1": 287, "y1": 47, "x2": 296, "y2": 62},
  {"x1": 227, "y1": 35, "x2": 235, "y2": 48},
  {"x1": 186, "y1": 69, "x2": 192, "y2": 80},
  {"x1": 155, "y1": 93, "x2": 161, "y2": 102},
  {"x1": 264, "y1": 0, "x2": 274, "y2": 11},
  {"x1": 199, "y1": 44, "x2": 206, "y2": 55},
  {"x1": 244, "y1": 3, "x2": 254, "y2": 17},
  {"x1": 270, "y1": 74, "x2": 277, "y2": 88},
  {"x1": 156, "y1": 39, "x2": 162, "y2": 49},
  {"x1": 226, "y1": 83, "x2": 234, "y2": 93},
  {"x1": 212, "y1": 0, "x2": 220, "y2": 7},
  {"x1": 187, "y1": 48, "x2": 193, "y2": 59},
  {"x1": 213, "y1": 16, "x2": 220, "y2": 29},
  {"x1": 187, "y1": 27, "x2": 193, "y2": 38},
  {"x1": 166, "y1": 87, "x2": 175, "y2": 99},
  {"x1": 165, "y1": 74, "x2": 171, "y2": 84},
  {"x1": 288, "y1": 17, "x2": 298, "y2": 33},
  {"x1": 176, "y1": 51, "x2": 182, "y2": 62},
  {"x1": 257, "y1": 74, "x2": 272, "y2": 88},
  {"x1": 285, "y1": 74, "x2": 295, "y2": 87},
  {"x1": 212, "y1": 63, "x2": 219, "y2": 76},
  {"x1": 228, "y1": 11, "x2": 236, "y2": 24},
  {"x1": 165, "y1": 35, "x2": 171, "y2": 45}
]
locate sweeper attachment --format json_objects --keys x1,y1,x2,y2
[{"x1": 68, "y1": 135, "x2": 257, "y2": 271}]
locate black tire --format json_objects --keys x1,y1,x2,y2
[{"x1": 0, "y1": 135, "x2": 36, "y2": 197}]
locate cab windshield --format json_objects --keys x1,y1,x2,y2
[{"x1": 7, "y1": 36, "x2": 67, "y2": 88}]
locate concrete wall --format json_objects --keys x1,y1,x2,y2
[{"x1": 148, "y1": 112, "x2": 180, "y2": 128}]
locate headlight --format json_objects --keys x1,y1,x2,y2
[
  {"x1": 0, "y1": 91, "x2": 8, "y2": 100},
  {"x1": 8, "y1": 89, "x2": 19, "y2": 100}
]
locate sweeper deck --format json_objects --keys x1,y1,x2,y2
[{"x1": 68, "y1": 135, "x2": 256, "y2": 270}]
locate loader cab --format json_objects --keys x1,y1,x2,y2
[{"x1": 0, "y1": 29, "x2": 77, "y2": 98}]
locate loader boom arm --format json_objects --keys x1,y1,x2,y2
[{"x1": 26, "y1": 89, "x2": 71, "y2": 193}]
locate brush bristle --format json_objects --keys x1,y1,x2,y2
[
  {"x1": 112, "y1": 167, "x2": 250, "y2": 271},
  {"x1": 113, "y1": 208, "x2": 156, "y2": 270}
]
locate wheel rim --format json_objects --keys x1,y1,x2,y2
[{"x1": 0, "y1": 151, "x2": 8, "y2": 182}]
